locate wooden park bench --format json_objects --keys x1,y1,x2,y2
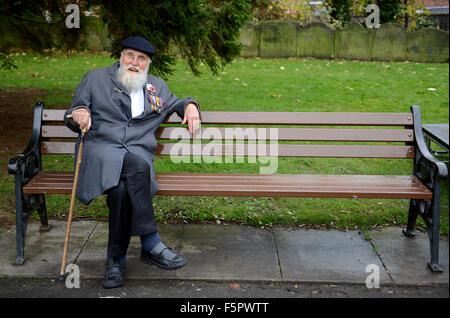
[{"x1": 8, "y1": 102, "x2": 448, "y2": 272}]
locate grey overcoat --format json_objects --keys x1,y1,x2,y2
[{"x1": 64, "y1": 62, "x2": 199, "y2": 205}]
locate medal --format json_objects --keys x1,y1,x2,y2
[{"x1": 147, "y1": 83, "x2": 163, "y2": 114}]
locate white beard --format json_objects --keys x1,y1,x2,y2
[{"x1": 117, "y1": 61, "x2": 149, "y2": 92}]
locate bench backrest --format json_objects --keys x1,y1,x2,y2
[{"x1": 40, "y1": 109, "x2": 415, "y2": 159}]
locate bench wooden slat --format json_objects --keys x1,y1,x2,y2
[
  {"x1": 157, "y1": 187, "x2": 430, "y2": 199},
  {"x1": 23, "y1": 172, "x2": 432, "y2": 199},
  {"x1": 42, "y1": 126, "x2": 78, "y2": 138},
  {"x1": 41, "y1": 141, "x2": 414, "y2": 158},
  {"x1": 166, "y1": 112, "x2": 415, "y2": 126},
  {"x1": 41, "y1": 142, "x2": 75, "y2": 154},
  {"x1": 42, "y1": 110, "x2": 414, "y2": 126},
  {"x1": 42, "y1": 110, "x2": 66, "y2": 121},
  {"x1": 157, "y1": 127, "x2": 415, "y2": 142},
  {"x1": 30, "y1": 171, "x2": 427, "y2": 187},
  {"x1": 156, "y1": 143, "x2": 415, "y2": 158},
  {"x1": 42, "y1": 125, "x2": 414, "y2": 142},
  {"x1": 156, "y1": 173, "x2": 427, "y2": 186}
]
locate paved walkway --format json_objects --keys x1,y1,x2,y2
[{"x1": 0, "y1": 220, "x2": 448, "y2": 287}]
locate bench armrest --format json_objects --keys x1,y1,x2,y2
[
  {"x1": 411, "y1": 105, "x2": 448, "y2": 180},
  {"x1": 8, "y1": 102, "x2": 44, "y2": 177}
]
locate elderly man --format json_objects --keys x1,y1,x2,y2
[{"x1": 64, "y1": 36, "x2": 200, "y2": 288}]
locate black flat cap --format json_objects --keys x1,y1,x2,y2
[{"x1": 121, "y1": 36, "x2": 155, "y2": 57}]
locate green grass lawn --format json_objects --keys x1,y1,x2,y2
[
  {"x1": 1, "y1": 52, "x2": 448, "y2": 120},
  {"x1": 0, "y1": 52, "x2": 448, "y2": 234}
]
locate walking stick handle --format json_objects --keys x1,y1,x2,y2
[{"x1": 66, "y1": 112, "x2": 89, "y2": 136}]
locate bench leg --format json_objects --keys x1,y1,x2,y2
[
  {"x1": 404, "y1": 197, "x2": 443, "y2": 273},
  {"x1": 426, "y1": 185, "x2": 443, "y2": 273},
  {"x1": 13, "y1": 200, "x2": 25, "y2": 265},
  {"x1": 37, "y1": 195, "x2": 51, "y2": 232},
  {"x1": 403, "y1": 199, "x2": 420, "y2": 238},
  {"x1": 13, "y1": 176, "x2": 29, "y2": 265},
  {"x1": 12, "y1": 177, "x2": 49, "y2": 265}
]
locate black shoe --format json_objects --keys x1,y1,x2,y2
[
  {"x1": 103, "y1": 257, "x2": 126, "y2": 289},
  {"x1": 141, "y1": 242, "x2": 187, "y2": 270}
]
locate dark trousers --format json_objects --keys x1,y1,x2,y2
[{"x1": 105, "y1": 152, "x2": 157, "y2": 257}]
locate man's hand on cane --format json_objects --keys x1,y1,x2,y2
[{"x1": 69, "y1": 108, "x2": 91, "y2": 132}]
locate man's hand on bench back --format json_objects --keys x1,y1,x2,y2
[{"x1": 182, "y1": 103, "x2": 201, "y2": 135}]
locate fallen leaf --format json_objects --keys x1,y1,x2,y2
[{"x1": 229, "y1": 283, "x2": 240, "y2": 289}]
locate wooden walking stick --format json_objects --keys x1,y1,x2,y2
[{"x1": 58, "y1": 124, "x2": 87, "y2": 282}]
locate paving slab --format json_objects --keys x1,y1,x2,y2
[
  {"x1": 77, "y1": 223, "x2": 280, "y2": 281},
  {"x1": 1, "y1": 220, "x2": 448, "y2": 287},
  {"x1": 274, "y1": 228, "x2": 391, "y2": 284},
  {"x1": 174, "y1": 224, "x2": 281, "y2": 281},
  {"x1": 368, "y1": 227, "x2": 449, "y2": 285},
  {"x1": 0, "y1": 220, "x2": 96, "y2": 278},
  {"x1": 76, "y1": 221, "x2": 184, "y2": 279}
]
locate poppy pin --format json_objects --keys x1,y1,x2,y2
[{"x1": 146, "y1": 83, "x2": 156, "y2": 94}]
